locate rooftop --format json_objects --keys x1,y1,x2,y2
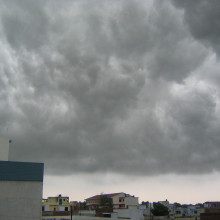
[{"x1": 86, "y1": 192, "x2": 124, "y2": 200}]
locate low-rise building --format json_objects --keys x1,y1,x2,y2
[
  {"x1": 201, "y1": 201, "x2": 220, "y2": 220},
  {"x1": 43, "y1": 194, "x2": 70, "y2": 212},
  {"x1": 113, "y1": 205, "x2": 146, "y2": 220},
  {"x1": 187, "y1": 205, "x2": 197, "y2": 216},
  {"x1": 204, "y1": 201, "x2": 220, "y2": 209},
  {"x1": 197, "y1": 207, "x2": 205, "y2": 216},
  {"x1": 86, "y1": 192, "x2": 139, "y2": 210},
  {"x1": 175, "y1": 207, "x2": 187, "y2": 217}
]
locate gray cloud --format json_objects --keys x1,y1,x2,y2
[
  {"x1": 1, "y1": 0, "x2": 220, "y2": 176},
  {"x1": 173, "y1": 0, "x2": 220, "y2": 56}
]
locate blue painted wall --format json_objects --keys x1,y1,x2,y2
[{"x1": 0, "y1": 161, "x2": 44, "y2": 181}]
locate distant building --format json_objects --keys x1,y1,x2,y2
[
  {"x1": 175, "y1": 207, "x2": 187, "y2": 216},
  {"x1": 86, "y1": 192, "x2": 139, "y2": 210},
  {"x1": 43, "y1": 194, "x2": 70, "y2": 212},
  {"x1": 201, "y1": 201, "x2": 220, "y2": 220},
  {"x1": 113, "y1": 205, "x2": 146, "y2": 220},
  {"x1": 197, "y1": 207, "x2": 205, "y2": 216},
  {"x1": 187, "y1": 205, "x2": 197, "y2": 216},
  {"x1": 204, "y1": 201, "x2": 220, "y2": 209}
]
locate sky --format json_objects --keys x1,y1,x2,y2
[{"x1": 1, "y1": 0, "x2": 220, "y2": 204}]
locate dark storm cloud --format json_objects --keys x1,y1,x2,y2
[
  {"x1": 1, "y1": 0, "x2": 220, "y2": 176},
  {"x1": 173, "y1": 0, "x2": 220, "y2": 56}
]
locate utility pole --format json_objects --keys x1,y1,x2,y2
[{"x1": 70, "y1": 205, "x2": 73, "y2": 220}]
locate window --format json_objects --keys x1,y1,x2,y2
[
  {"x1": 119, "y1": 204, "x2": 125, "y2": 209},
  {"x1": 65, "y1": 207, "x2": 68, "y2": 211},
  {"x1": 103, "y1": 213, "x2": 111, "y2": 217}
]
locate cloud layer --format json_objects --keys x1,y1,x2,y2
[{"x1": 1, "y1": 0, "x2": 220, "y2": 176}]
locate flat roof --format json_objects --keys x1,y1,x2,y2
[{"x1": 0, "y1": 161, "x2": 44, "y2": 182}]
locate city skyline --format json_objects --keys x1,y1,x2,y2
[{"x1": 43, "y1": 172, "x2": 220, "y2": 204}]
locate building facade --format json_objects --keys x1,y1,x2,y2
[
  {"x1": 201, "y1": 201, "x2": 220, "y2": 220},
  {"x1": 0, "y1": 161, "x2": 44, "y2": 220},
  {"x1": 43, "y1": 194, "x2": 70, "y2": 212},
  {"x1": 0, "y1": 136, "x2": 10, "y2": 160},
  {"x1": 86, "y1": 192, "x2": 139, "y2": 210},
  {"x1": 204, "y1": 202, "x2": 220, "y2": 209}
]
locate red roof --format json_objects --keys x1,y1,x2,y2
[{"x1": 86, "y1": 193, "x2": 123, "y2": 201}]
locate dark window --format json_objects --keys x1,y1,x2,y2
[
  {"x1": 119, "y1": 204, "x2": 125, "y2": 208},
  {"x1": 65, "y1": 207, "x2": 68, "y2": 211}
]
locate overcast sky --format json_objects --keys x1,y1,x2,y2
[{"x1": 1, "y1": 0, "x2": 220, "y2": 204}]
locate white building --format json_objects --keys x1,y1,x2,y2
[
  {"x1": 187, "y1": 205, "x2": 197, "y2": 215},
  {"x1": 85, "y1": 193, "x2": 145, "y2": 220},
  {"x1": 113, "y1": 205, "x2": 146, "y2": 220},
  {"x1": 175, "y1": 207, "x2": 187, "y2": 216}
]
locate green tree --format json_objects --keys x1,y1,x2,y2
[
  {"x1": 77, "y1": 201, "x2": 87, "y2": 210},
  {"x1": 151, "y1": 202, "x2": 169, "y2": 216},
  {"x1": 196, "y1": 203, "x2": 204, "y2": 208},
  {"x1": 99, "y1": 195, "x2": 113, "y2": 208},
  {"x1": 142, "y1": 201, "x2": 149, "y2": 208},
  {"x1": 174, "y1": 202, "x2": 182, "y2": 208}
]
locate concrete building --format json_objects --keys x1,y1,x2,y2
[
  {"x1": 197, "y1": 207, "x2": 205, "y2": 216},
  {"x1": 0, "y1": 136, "x2": 10, "y2": 160},
  {"x1": 204, "y1": 201, "x2": 220, "y2": 209},
  {"x1": 187, "y1": 205, "x2": 197, "y2": 215},
  {"x1": 201, "y1": 201, "x2": 220, "y2": 220},
  {"x1": 175, "y1": 207, "x2": 187, "y2": 216},
  {"x1": 86, "y1": 192, "x2": 139, "y2": 210},
  {"x1": 113, "y1": 205, "x2": 146, "y2": 220},
  {"x1": 43, "y1": 194, "x2": 70, "y2": 211},
  {"x1": 0, "y1": 161, "x2": 44, "y2": 220},
  {"x1": 0, "y1": 137, "x2": 44, "y2": 220}
]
